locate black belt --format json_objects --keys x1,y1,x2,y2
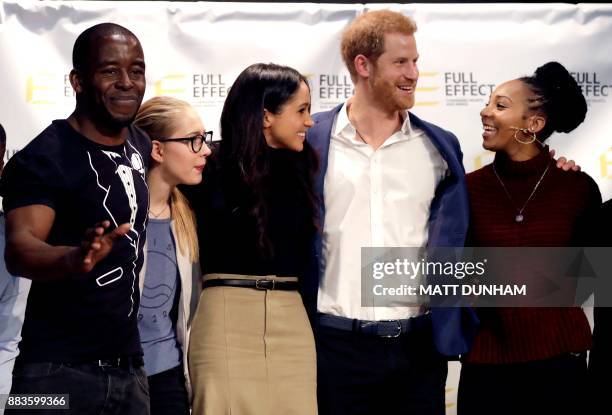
[
  {"x1": 92, "y1": 355, "x2": 144, "y2": 369},
  {"x1": 16, "y1": 356, "x2": 145, "y2": 371},
  {"x1": 202, "y1": 278, "x2": 298, "y2": 291},
  {"x1": 317, "y1": 313, "x2": 430, "y2": 338}
]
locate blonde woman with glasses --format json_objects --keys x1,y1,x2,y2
[{"x1": 134, "y1": 96, "x2": 212, "y2": 415}]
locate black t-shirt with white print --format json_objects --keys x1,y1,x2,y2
[{"x1": 0, "y1": 119, "x2": 150, "y2": 363}]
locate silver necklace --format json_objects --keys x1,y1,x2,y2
[
  {"x1": 491, "y1": 162, "x2": 551, "y2": 223},
  {"x1": 347, "y1": 104, "x2": 402, "y2": 145},
  {"x1": 354, "y1": 127, "x2": 369, "y2": 144},
  {"x1": 148, "y1": 204, "x2": 169, "y2": 218}
]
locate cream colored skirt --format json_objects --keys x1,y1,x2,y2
[{"x1": 188, "y1": 273, "x2": 318, "y2": 415}]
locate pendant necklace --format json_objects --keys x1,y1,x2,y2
[
  {"x1": 492, "y1": 162, "x2": 551, "y2": 223},
  {"x1": 149, "y1": 204, "x2": 169, "y2": 218}
]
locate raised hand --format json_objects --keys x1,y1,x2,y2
[{"x1": 69, "y1": 220, "x2": 131, "y2": 274}]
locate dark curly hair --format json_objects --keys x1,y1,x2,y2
[{"x1": 519, "y1": 61, "x2": 587, "y2": 141}]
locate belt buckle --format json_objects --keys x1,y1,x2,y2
[
  {"x1": 97, "y1": 359, "x2": 117, "y2": 368},
  {"x1": 379, "y1": 319, "x2": 402, "y2": 338},
  {"x1": 255, "y1": 279, "x2": 275, "y2": 290}
]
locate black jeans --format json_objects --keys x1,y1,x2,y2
[
  {"x1": 316, "y1": 317, "x2": 447, "y2": 415},
  {"x1": 8, "y1": 361, "x2": 149, "y2": 415},
  {"x1": 458, "y1": 353, "x2": 588, "y2": 415},
  {"x1": 148, "y1": 365, "x2": 189, "y2": 415}
]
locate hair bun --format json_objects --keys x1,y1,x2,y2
[{"x1": 533, "y1": 61, "x2": 587, "y2": 133}]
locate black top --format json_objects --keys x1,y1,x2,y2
[
  {"x1": 183, "y1": 148, "x2": 316, "y2": 284},
  {"x1": 0, "y1": 120, "x2": 151, "y2": 363}
]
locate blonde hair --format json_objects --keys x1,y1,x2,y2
[
  {"x1": 135, "y1": 96, "x2": 200, "y2": 262},
  {"x1": 341, "y1": 10, "x2": 417, "y2": 81}
]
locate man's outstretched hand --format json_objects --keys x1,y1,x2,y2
[{"x1": 68, "y1": 221, "x2": 131, "y2": 274}]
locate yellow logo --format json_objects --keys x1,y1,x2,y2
[
  {"x1": 445, "y1": 387, "x2": 456, "y2": 409},
  {"x1": 302, "y1": 73, "x2": 316, "y2": 89},
  {"x1": 600, "y1": 148, "x2": 612, "y2": 178},
  {"x1": 154, "y1": 74, "x2": 188, "y2": 96},
  {"x1": 416, "y1": 71, "x2": 440, "y2": 107},
  {"x1": 26, "y1": 73, "x2": 58, "y2": 104},
  {"x1": 472, "y1": 150, "x2": 494, "y2": 171}
]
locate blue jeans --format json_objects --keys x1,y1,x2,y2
[
  {"x1": 8, "y1": 361, "x2": 150, "y2": 415},
  {"x1": 0, "y1": 276, "x2": 30, "y2": 396},
  {"x1": 0, "y1": 212, "x2": 32, "y2": 395}
]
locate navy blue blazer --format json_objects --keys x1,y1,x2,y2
[{"x1": 304, "y1": 104, "x2": 479, "y2": 356}]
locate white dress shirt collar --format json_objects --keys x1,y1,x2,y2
[{"x1": 333, "y1": 102, "x2": 415, "y2": 148}]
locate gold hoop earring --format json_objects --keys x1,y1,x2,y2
[{"x1": 513, "y1": 128, "x2": 537, "y2": 145}]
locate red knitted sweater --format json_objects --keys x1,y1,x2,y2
[{"x1": 464, "y1": 147, "x2": 601, "y2": 364}]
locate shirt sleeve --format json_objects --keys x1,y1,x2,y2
[
  {"x1": 0, "y1": 150, "x2": 61, "y2": 214},
  {"x1": 130, "y1": 125, "x2": 152, "y2": 172}
]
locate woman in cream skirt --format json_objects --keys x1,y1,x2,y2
[{"x1": 185, "y1": 63, "x2": 319, "y2": 415}]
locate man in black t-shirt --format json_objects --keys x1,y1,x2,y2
[{"x1": 0, "y1": 23, "x2": 151, "y2": 414}]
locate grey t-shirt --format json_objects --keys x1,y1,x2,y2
[{"x1": 138, "y1": 218, "x2": 181, "y2": 376}]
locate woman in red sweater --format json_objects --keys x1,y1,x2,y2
[{"x1": 457, "y1": 62, "x2": 601, "y2": 415}]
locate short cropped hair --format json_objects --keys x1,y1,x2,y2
[
  {"x1": 341, "y1": 10, "x2": 417, "y2": 81},
  {"x1": 72, "y1": 23, "x2": 139, "y2": 73}
]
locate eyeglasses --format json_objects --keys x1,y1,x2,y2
[{"x1": 155, "y1": 131, "x2": 213, "y2": 153}]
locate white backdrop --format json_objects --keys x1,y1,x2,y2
[{"x1": 1, "y1": 2, "x2": 611, "y2": 413}]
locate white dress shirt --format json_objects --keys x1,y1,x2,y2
[{"x1": 317, "y1": 103, "x2": 448, "y2": 320}]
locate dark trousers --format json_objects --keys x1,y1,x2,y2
[
  {"x1": 316, "y1": 319, "x2": 447, "y2": 415},
  {"x1": 591, "y1": 306, "x2": 612, "y2": 415},
  {"x1": 458, "y1": 353, "x2": 588, "y2": 415},
  {"x1": 148, "y1": 365, "x2": 189, "y2": 415},
  {"x1": 8, "y1": 361, "x2": 149, "y2": 415}
]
